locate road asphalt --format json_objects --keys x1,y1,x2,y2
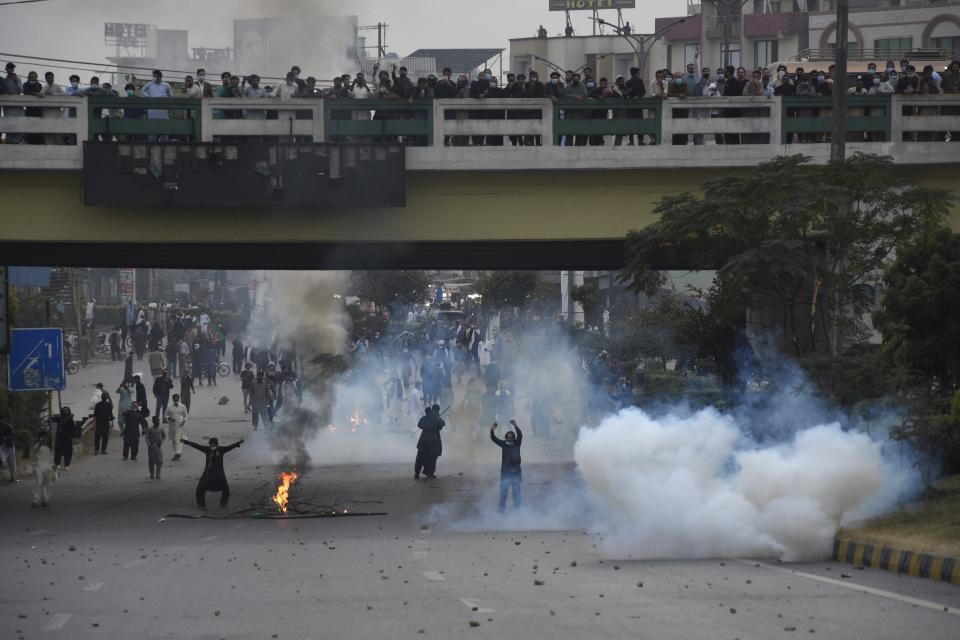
[{"x1": 1, "y1": 355, "x2": 958, "y2": 639}]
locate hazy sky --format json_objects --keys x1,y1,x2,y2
[{"x1": 0, "y1": 0, "x2": 686, "y2": 77}]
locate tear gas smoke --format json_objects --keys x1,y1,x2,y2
[
  {"x1": 574, "y1": 407, "x2": 891, "y2": 561},
  {"x1": 245, "y1": 271, "x2": 348, "y2": 468}
]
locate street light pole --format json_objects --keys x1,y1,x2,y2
[{"x1": 830, "y1": 0, "x2": 849, "y2": 163}]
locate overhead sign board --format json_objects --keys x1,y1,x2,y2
[
  {"x1": 8, "y1": 328, "x2": 65, "y2": 392},
  {"x1": 550, "y1": 0, "x2": 636, "y2": 10}
]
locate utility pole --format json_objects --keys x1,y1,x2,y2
[{"x1": 830, "y1": 0, "x2": 849, "y2": 163}]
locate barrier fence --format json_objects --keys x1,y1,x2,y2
[{"x1": 1, "y1": 95, "x2": 958, "y2": 169}]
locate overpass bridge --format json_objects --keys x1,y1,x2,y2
[{"x1": 0, "y1": 94, "x2": 958, "y2": 269}]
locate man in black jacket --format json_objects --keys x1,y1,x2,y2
[
  {"x1": 153, "y1": 370, "x2": 173, "y2": 418},
  {"x1": 122, "y1": 401, "x2": 148, "y2": 461},
  {"x1": 53, "y1": 407, "x2": 79, "y2": 470},
  {"x1": 133, "y1": 374, "x2": 149, "y2": 418},
  {"x1": 92, "y1": 393, "x2": 114, "y2": 455},
  {"x1": 490, "y1": 420, "x2": 523, "y2": 511},
  {"x1": 414, "y1": 406, "x2": 444, "y2": 479},
  {"x1": 182, "y1": 437, "x2": 244, "y2": 508}
]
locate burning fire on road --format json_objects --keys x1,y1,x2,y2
[{"x1": 273, "y1": 470, "x2": 299, "y2": 514}]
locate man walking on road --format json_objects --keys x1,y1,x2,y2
[
  {"x1": 53, "y1": 407, "x2": 79, "y2": 471},
  {"x1": 0, "y1": 420, "x2": 18, "y2": 483},
  {"x1": 122, "y1": 401, "x2": 148, "y2": 461},
  {"x1": 31, "y1": 430, "x2": 55, "y2": 507},
  {"x1": 145, "y1": 416, "x2": 166, "y2": 480},
  {"x1": 92, "y1": 392, "x2": 114, "y2": 455},
  {"x1": 240, "y1": 362, "x2": 254, "y2": 412},
  {"x1": 153, "y1": 370, "x2": 174, "y2": 418},
  {"x1": 250, "y1": 370, "x2": 273, "y2": 430},
  {"x1": 414, "y1": 405, "x2": 444, "y2": 480},
  {"x1": 164, "y1": 394, "x2": 189, "y2": 461}
]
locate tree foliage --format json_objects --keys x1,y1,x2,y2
[
  {"x1": 350, "y1": 271, "x2": 430, "y2": 309},
  {"x1": 874, "y1": 228, "x2": 960, "y2": 393},
  {"x1": 622, "y1": 154, "x2": 952, "y2": 358},
  {"x1": 476, "y1": 271, "x2": 540, "y2": 311}
]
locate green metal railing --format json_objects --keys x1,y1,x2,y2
[
  {"x1": 781, "y1": 95, "x2": 892, "y2": 144},
  {"x1": 554, "y1": 99, "x2": 663, "y2": 145},
  {"x1": 79, "y1": 96, "x2": 910, "y2": 148},
  {"x1": 88, "y1": 97, "x2": 203, "y2": 140},
  {"x1": 324, "y1": 99, "x2": 434, "y2": 146}
]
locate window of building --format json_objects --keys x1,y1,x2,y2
[
  {"x1": 754, "y1": 40, "x2": 779, "y2": 67},
  {"x1": 932, "y1": 36, "x2": 960, "y2": 58},
  {"x1": 614, "y1": 54, "x2": 635, "y2": 80},
  {"x1": 874, "y1": 37, "x2": 913, "y2": 58},
  {"x1": 726, "y1": 43, "x2": 741, "y2": 69},
  {"x1": 754, "y1": 0, "x2": 781, "y2": 13},
  {"x1": 513, "y1": 55, "x2": 532, "y2": 78}
]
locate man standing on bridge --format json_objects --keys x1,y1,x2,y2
[{"x1": 182, "y1": 437, "x2": 244, "y2": 509}]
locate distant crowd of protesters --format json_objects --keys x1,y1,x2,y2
[{"x1": 1, "y1": 56, "x2": 958, "y2": 146}]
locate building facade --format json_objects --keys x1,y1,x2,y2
[{"x1": 510, "y1": 1, "x2": 958, "y2": 81}]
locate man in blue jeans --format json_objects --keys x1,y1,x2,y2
[{"x1": 490, "y1": 419, "x2": 523, "y2": 512}]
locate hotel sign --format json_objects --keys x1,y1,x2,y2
[{"x1": 549, "y1": 0, "x2": 636, "y2": 10}]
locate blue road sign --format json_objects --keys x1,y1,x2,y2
[{"x1": 8, "y1": 328, "x2": 65, "y2": 392}]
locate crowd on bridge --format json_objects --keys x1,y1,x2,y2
[{"x1": 2, "y1": 55, "x2": 958, "y2": 146}]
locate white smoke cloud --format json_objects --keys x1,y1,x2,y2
[{"x1": 574, "y1": 407, "x2": 890, "y2": 562}]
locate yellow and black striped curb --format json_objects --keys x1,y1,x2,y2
[{"x1": 833, "y1": 538, "x2": 960, "y2": 585}]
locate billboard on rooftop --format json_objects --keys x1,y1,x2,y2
[{"x1": 549, "y1": 0, "x2": 636, "y2": 10}]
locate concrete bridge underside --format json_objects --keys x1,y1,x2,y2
[{"x1": 1, "y1": 166, "x2": 958, "y2": 270}]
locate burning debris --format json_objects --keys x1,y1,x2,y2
[
  {"x1": 164, "y1": 472, "x2": 387, "y2": 520},
  {"x1": 273, "y1": 470, "x2": 299, "y2": 514}
]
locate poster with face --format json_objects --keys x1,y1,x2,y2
[{"x1": 234, "y1": 16, "x2": 360, "y2": 80}]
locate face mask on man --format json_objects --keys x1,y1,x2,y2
[
  {"x1": 817, "y1": 75, "x2": 826, "y2": 83},
  {"x1": 873, "y1": 77, "x2": 881, "y2": 86},
  {"x1": 197, "y1": 74, "x2": 205, "y2": 82},
  {"x1": 71, "y1": 81, "x2": 80, "y2": 88}
]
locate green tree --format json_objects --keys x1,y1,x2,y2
[
  {"x1": 875, "y1": 228, "x2": 960, "y2": 393},
  {"x1": 876, "y1": 228, "x2": 960, "y2": 484},
  {"x1": 622, "y1": 154, "x2": 952, "y2": 359},
  {"x1": 476, "y1": 271, "x2": 540, "y2": 311},
  {"x1": 350, "y1": 271, "x2": 429, "y2": 310}
]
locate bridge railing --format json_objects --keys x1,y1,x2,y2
[
  {"x1": 434, "y1": 98, "x2": 552, "y2": 144},
  {"x1": 201, "y1": 98, "x2": 324, "y2": 142},
  {"x1": 2, "y1": 95, "x2": 959, "y2": 170},
  {"x1": 664, "y1": 96, "x2": 778, "y2": 145},
  {"x1": 896, "y1": 95, "x2": 960, "y2": 143},
  {"x1": 324, "y1": 99, "x2": 433, "y2": 146},
  {"x1": 0, "y1": 95, "x2": 85, "y2": 168},
  {"x1": 781, "y1": 95, "x2": 893, "y2": 144},
  {"x1": 87, "y1": 97, "x2": 202, "y2": 141},
  {"x1": 554, "y1": 98, "x2": 663, "y2": 145}
]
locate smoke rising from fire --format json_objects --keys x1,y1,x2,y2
[{"x1": 246, "y1": 271, "x2": 348, "y2": 468}]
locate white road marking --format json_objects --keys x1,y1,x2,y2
[
  {"x1": 27, "y1": 529, "x2": 53, "y2": 537},
  {"x1": 231, "y1": 523, "x2": 246, "y2": 529},
  {"x1": 413, "y1": 551, "x2": 428, "y2": 559},
  {"x1": 422, "y1": 571, "x2": 446, "y2": 581},
  {"x1": 459, "y1": 598, "x2": 494, "y2": 613},
  {"x1": 81, "y1": 582, "x2": 104, "y2": 592},
  {"x1": 43, "y1": 613, "x2": 72, "y2": 630},
  {"x1": 742, "y1": 560, "x2": 960, "y2": 616},
  {"x1": 202, "y1": 535, "x2": 219, "y2": 542}
]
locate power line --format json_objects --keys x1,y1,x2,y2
[
  {"x1": 0, "y1": 51, "x2": 325, "y2": 83},
  {"x1": 0, "y1": 0, "x2": 55, "y2": 6}
]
